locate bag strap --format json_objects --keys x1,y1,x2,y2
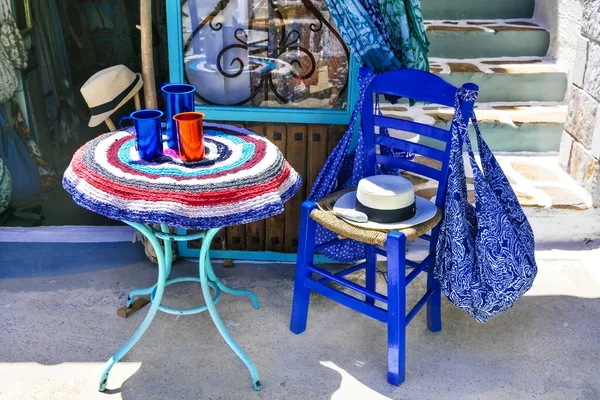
[
  {"x1": 454, "y1": 90, "x2": 531, "y2": 225},
  {"x1": 470, "y1": 113, "x2": 507, "y2": 184},
  {"x1": 450, "y1": 88, "x2": 486, "y2": 190},
  {"x1": 454, "y1": 87, "x2": 509, "y2": 188},
  {"x1": 461, "y1": 114, "x2": 487, "y2": 180}
]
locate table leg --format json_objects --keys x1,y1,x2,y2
[
  {"x1": 125, "y1": 224, "x2": 173, "y2": 308},
  {"x1": 126, "y1": 284, "x2": 156, "y2": 307},
  {"x1": 199, "y1": 228, "x2": 262, "y2": 391},
  {"x1": 160, "y1": 224, "x2": 174, "y2": 277},
  {"x1": 99, "y1": 222, "x2": 168, "y2": 392},
  {"x1": 204, "y1": 253, "x2": 259, "y2": 309}
]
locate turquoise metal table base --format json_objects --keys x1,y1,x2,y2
[{"x1": 98, "y1": 222, "x2": 261, "y2": 392}]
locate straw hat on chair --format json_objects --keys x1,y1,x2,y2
[
  {"x1": 333, "y1": 175, "x2": 438, "y2": 230},
  {"x1": 81, "y1": 64, "x2": 143, "y2": 128}
]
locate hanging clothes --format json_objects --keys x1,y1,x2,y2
[
  {"x1": 153, "y1": 0, "x2": 170, "y2": 81},
  {"x1": 112, "y1": 0, "x2": 136, "y2": 70},
  {"x1": 0, "y1": 157, "x2": 10, "y2": 214},
  {"x1": 10, "y1": 101, "x2": 58, "y2": 194},
  {"x1": 58, "y1": 0, "x2": 98, "y2": 70},
  {"x1": 0, "y1": 0, "x2": 27, "y2": 70},
  {"x1": 0, "y1": 0, "x2": 27, "y2": 104},
  {"x1": 378, "y1": 0, "x2": 429, "y2": 71},
  {"x1": 0, "y1": 106, "x2": 40, "y2": 204},
  {"x1": 30, "y1": 0, "x2": 80, "y2": 145},
  {"x1": 0, "y1": 40, "x2": 18, "y2": 104},
  {"x1": 323, "y1": 0, "x2": 429, "y2": 73}
]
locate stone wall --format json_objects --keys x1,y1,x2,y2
[
  {"x1": 534, "y1": 0, "x2": 584, "y2": 82},
  {"x1": 559, "y1": 0, "x2": 600, "y2": 206}
]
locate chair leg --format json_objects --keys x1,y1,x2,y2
[
  {"x1": 427, "y1": 228, "x2": 442, "y2": 332},
  {"x1": 365, "y1": 245, "x2": 377, "y2": 305},
  {"x1": 386, "y1": 231, "x2": 407, "y2": 386},
  {"x1": 290, "y1": 202, "x2": 318, "y2": 335},
  {"x1": 426, "y1": 265, "x2": 442, "y2": 332}
]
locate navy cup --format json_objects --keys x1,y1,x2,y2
[
  {"x1": 120, "y1": 109, "x2": 164, "y2": 161},
  {"x1": 161, "y1": 83, "x2": 196, "y2": 149}
]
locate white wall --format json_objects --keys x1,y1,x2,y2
[{"x1": 534, "y1": 0, "x2": 584, "y2": 80}]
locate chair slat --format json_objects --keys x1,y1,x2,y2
[
  {"x1": 375, "y1": 134, "x2": 446, "y2": 162},
  {"x1": 373, "y1": 115, "x2": 449, "y2": 142},
  {"x1": 405, "y1": 254, "x2": 432, "y2": 286},
  {"x1": 375, "y1": 247, "x2": 387, "y2": 257},
  {"x1": 317, "y1": 262, "x2": 367, "y2": 285},
  {"x1": 306, "y1": 279, "x2": 388, "y2": 323},
  {"x1": 370, "y1": 69, "x2": 458, "y2": 107},
  {"x1": 308, "y1": 264, "x2": 388, "y2": 303},
  {"x1": 405, "y1": 289, "x2": 434, "y2": 326},
  {"x1": 376, "y1": 155, "x2": 442, "y2": 181}
]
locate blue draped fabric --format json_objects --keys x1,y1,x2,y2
[{"x1": 324, "y1": 0, "x2": 429, "y2": 73}]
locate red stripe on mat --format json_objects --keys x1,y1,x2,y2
[{"x1": 70, "y1": 148, "x2": 294, "y2": 207}]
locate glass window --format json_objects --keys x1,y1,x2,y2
[{"x1": 181, "y1": 0, "x2": 350, "y2": 109}]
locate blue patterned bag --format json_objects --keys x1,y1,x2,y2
[
  {"x1": 309, "y1": 71, "x2": 409, "y2": 263},
  {"x1": 308, "y1": 73, "x2": 373, "y2": 263},
  {"x1": 434, "y1": 88, "x2": 538, "y2": 323}
]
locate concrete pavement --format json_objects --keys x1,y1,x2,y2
[{"x1": 1, "y1": 208, "x2": 599, "y2": 399}]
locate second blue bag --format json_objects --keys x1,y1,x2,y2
[{"x1": 434, "y1": 87, "x2": 537, "y2": 323}]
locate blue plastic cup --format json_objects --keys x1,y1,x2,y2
[
  {"x1": 119, "y1": 109, "x2": 164, "y2": 161},
  {"x1": 161, "y1": 83, "x2": 196, "y2": 149}
]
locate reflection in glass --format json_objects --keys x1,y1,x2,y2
[{"x1": 182, "y1": 0, "x2": 350, "y2": 109}]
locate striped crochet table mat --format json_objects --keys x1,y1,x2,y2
[{"x1": 63, "y1": 123, "x2": 302, "y2": 230}]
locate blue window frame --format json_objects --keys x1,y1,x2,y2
[{"x1": 166, "y1": 0, "x2": 360, "y2": 125}]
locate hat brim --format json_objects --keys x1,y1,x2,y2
[
  {"x1": 88, "y1": 73, "x2": 144, "y2": 128},
  {"x1": 333, "y1": 192, "x2": 438, "y2": 230}
]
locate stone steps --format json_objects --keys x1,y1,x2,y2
[
  {"x1": 408, "y1": 155, "x2": 591, "y2": 209},
  {"x1": 380, "y1": 102, "x2": 566, "y2": 152},
  {"x1": 430, "y1": 57, "x2": 567, "y2": 102},
  {"x1": 416, "y1": 12, "x2": 568, "y2": 153},
  {"x1": 421, "y1": 0, "x2": 534, "y2": 20},
  {"x1": 426, "y1": 19, "x2": 550, "y2": 58}
]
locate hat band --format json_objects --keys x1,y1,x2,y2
[
  {"x1": 89, "y1": 75, "x2": 141, "y2": 116},
  {"x1": 355, "y1": 199, "x2": 416, "y2": 223}
]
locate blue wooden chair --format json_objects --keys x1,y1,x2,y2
[{"x1": 290, "y1": 67, "x2": 478, "y2": 385}]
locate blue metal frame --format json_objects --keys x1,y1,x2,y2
[
  {"x1": 166, "y1": 0, "x2": 360, "y2": 125},
  {"x1": 99, "y1": 223, "x2": 262, "y2": 392},
  {"x1": 289, "y1": 67, "x2": 478, "y2": 386}
]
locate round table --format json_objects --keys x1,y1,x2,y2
[{"x1": 63, "y1": 122, "x2": 302, "y2": 391}]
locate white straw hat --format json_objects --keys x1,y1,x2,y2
[
  {"x1": 333, "y1": 175, "x2": 437, "y2": 230},
  {"x1": 80, "y1": 65, "x2": 143, "y2": 127}
]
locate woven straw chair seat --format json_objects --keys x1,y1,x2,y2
[{"x1": 310, "y1": 187, "x2": 443, "y2": 247}]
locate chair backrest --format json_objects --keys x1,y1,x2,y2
[{"x1": 360, "y1": 67, "x2": 478, "y2": 208}]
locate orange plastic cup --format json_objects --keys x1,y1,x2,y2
[{"x1": 173, "y1": 112, "x2": 205, "y2": 162}]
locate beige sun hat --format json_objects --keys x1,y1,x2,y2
[
  {"x1": 333, "y1": 175, "x2": 437, "y2": 230},
  {"x1": 81, "y1": 65, "x2": 143, "y2": 127}
]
